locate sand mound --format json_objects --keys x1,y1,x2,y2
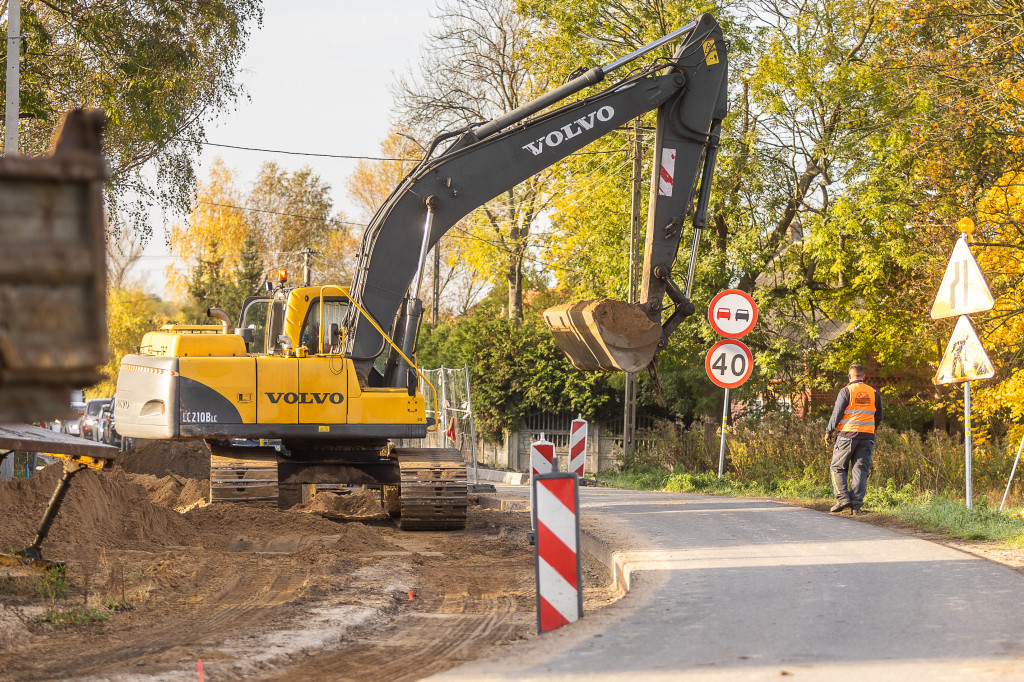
[
  {"x1": 300, "y1": 489, "x2": 386, "y2": 518},
  {"x1": 117, "y1": 439, "x2": 211, "y2": 480},
  {"x1": 0, "y1": 463, "x2": 198, "y2": 556},
  {"x1": 128, "y1": 473, "x2": 210, "y2": 513}
]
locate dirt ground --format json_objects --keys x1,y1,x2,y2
[{"x1": 0, "y1": 446, "x2": 617, "y2": 682}]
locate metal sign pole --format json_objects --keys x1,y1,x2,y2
[
  {"x1": 718, "y1": 388, "x2": 729, "y2": 478},
  {"x1": 999, "y1": 432, "x2": 1024, "y2": 512},
  {"x1": 965, "y1": 380, "x2": 973, "y2": 509},
  {"x1": 5, "y1": 0, "x2": 19, "y2": 156}
]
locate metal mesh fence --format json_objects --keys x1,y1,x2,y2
[{"x1": 420, "y1": 365, "x2": 479, "y2": 482}]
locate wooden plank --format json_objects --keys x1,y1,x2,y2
[{"x1": 0, "y1": 423, "x2": 118, "y2": 458}]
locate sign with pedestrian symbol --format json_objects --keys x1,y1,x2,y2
[
  {"x1": 708, "y1": 289, "x2": 758, "y2": 338},
  {"x1": 705, "y1": 339, "x2": 753, "y2": 389},
  {"x1": 931, "y1": 239, "x2": 994, "y2": 319},
  {"x1": 934, "y1": 316, "x2": 995, "y2": 385}
]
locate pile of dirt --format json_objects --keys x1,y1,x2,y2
[
  {"x1": 184, "y1": 502, "x2": 403, "y2": 553},
  {"x1": 117, "y1": 438, "x2": 211, "y2": 480},
  {"x1": 128, "y1": 473, "x2": 209, "y2": 513},
  {"x1": 0, "y1": 463, "x2": 198, "y2": 555},
  {"x1": 299, "y1": 489, "x2": 387, "y2": 519}
]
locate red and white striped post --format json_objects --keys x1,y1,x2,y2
[
  {"x1": 533, "y1": 472, "x2": 583, "y2": 633},
  {"x1": 530, "y1": 435, "x2": 555, "y2": 531},
  {"x1": 568, "y1": 415, "x2": 587, "y2": 478}
]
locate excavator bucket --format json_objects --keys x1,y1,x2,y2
[{"x1": 542, "y1": 299, "x2": 662, "y2": 373}]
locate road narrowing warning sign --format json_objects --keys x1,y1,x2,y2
[
  {"x1": 705, "y1": 339, "x2": 753, "y2": 389},
  {"x1": 933, "y1": 316, "x2": 995, "y2": 385},
  {"x1": 931, "y1": 239, "x2": 994, "y2": 319}
]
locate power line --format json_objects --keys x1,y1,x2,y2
[
  {"x1": 202, "y1": 141, "x2": 415, "y2": 162},
  {"x1": 196, "y1": 201, "x2": 368, "y2": 227},
  {"x1": 200, "y1": 137, "x2": 637, "y2": 163}
]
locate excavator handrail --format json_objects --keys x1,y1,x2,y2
[{"x1": 343, "y1": 294, "x2": 440, "y2": 432}]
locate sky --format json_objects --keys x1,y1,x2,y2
[{"x1": 129, "y1": 0, "x2": 435, "y2": 297}]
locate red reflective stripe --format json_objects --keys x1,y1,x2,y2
[
  {"x1": 660, "y1": 166, "x2": 674, "y2": 187},
  {"x1": 539, "y1": 595, "x2": 571, "y2": 632},
  {"x1": 537, "y1": 521, "x2": 578, "y2": 589}
]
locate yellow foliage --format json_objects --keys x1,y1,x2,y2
[
  {"x1": 971, "y1": 171, "x2": 1024, "y2": 424},
  {"x1": 166, "y1": 158, "x2": 254, "y2": 298},
  {"x1": 87, "y1": 287, "x2": 171, "y2": 398}
]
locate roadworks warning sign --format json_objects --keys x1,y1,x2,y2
[
  {"x1": 931, "y1": 239, "x2": 994, "y2": 319},
  {"x1": 933, "y1": 315, "x2": 995, "y2": 385}
]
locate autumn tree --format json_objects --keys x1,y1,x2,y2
[
  {"x1": 106, "y1": 217, "x2": 146, "y2": 289},
  {"x1": 973, "y1": 175, "x2": 1024, "y2": 438},
  {"x1": 346, "y1": 131, "x2": 486, "y2": 319},
  {"x1": 168, "y1": 159, "x2": 355, "y2": 321},
  {"x1": 89, "y1": 287, "x2": 173, "y2": 397},
  {"x1": 0, "y1": 0, "x2": 263, "y2": 240},
  {"x1": 167, "y1": 158, "x2": 255, "y2": 320},
  {"x1": 392, "y1": 0, "x2": 553, "y2": 322}
]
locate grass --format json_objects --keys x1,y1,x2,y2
[
  {"x1": 595, "y1": 465, "x2": 1024, "y2": 546},
  {"x1": 40, "y1": 606, "x2": 110, "y2": 625},
  {"x1": 0, "y1": 568, "x2": 68, "y2": 600}
]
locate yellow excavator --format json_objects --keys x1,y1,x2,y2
[{"x1": 114, "y1": 15, "x2": 730, "y2": 529}]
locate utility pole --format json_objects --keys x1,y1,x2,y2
[
  {"x1": 300, "y1": 247, "x2": 319, "y2": 286},
  {"x1": 623, "y1": 117, "x2": 644, "y2": 458},
  {"x1": 5, "y1": 0, "x2": 20, "y2": 156}
]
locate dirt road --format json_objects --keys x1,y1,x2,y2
[{"x1": 0, "y1": 451, "x2": 614, "y2": 681}]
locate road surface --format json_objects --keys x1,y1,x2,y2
[{"x1": 437, "y1": 487, "x2": 1024, "y2": 680}]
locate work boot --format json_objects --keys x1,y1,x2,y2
[
  {"x1": 830, "y1": 500, "x2": 851, "y2": 513},
  {"x1": 851, "y1": 507, "x2": 868, "y2": 516}
]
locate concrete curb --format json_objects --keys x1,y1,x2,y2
[
  {"x1": 580, "y1": 529, "x2": 638, "y2": 594},
  {"x1": 467, "y1": 467, "x2": 529, "y2": 485},
  {"x1": 475, "y1": 488, "x2": 637, "y2": 594},
  {"x1": 476, "y1": 495, "x2": 529, "y2": 512}
]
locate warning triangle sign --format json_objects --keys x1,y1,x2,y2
[
  {"x1": 931, "y1": 239, "x2": 994, "y2": 319},
  {"x1": 933, "y1": 316, "x2": 995, "y2": 385}
]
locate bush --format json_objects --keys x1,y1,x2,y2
[{"x1": 629, "y1": 414, "x2": 1024, "y2": 503}]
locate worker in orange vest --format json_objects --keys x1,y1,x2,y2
[{"x1": 824, "y1": 363, "x2": 883, "y2": 515}]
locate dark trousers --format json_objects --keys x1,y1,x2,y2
[{"x1": 830, "y1": 437, "x2": 874, "y2": 509}]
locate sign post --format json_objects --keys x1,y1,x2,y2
[
  {"x1": 931, "y1": 218, "x2": 994, "y2": 509},
  {"x1": 707, "y1": 290, "x2": 757, "y2": 478}
]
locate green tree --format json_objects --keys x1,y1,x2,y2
[
  {"x1": 521, "y1": 0, "x2": 941, "y2": 418},
  {"x1": 1, "y1": 0, "x2": 263, "y2": 240},
  {"x1": 417, "y1": 292, "x2": 618, "y2": 441}
]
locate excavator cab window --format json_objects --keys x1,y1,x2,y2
[
  {"x1": 265, "y1": 296, "x2": 287, "y2": 354},
  {"x1": 238, "y1": 297, "x2": 272, "y2": 354},
  {"x1": 299, "y1": 298, "x2": 349, "y2": 354}
]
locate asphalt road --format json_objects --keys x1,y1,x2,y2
[{"x1": 435, "y1": 487, "x2": 1024, "y2": 681}]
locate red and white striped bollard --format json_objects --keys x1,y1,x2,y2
[
  {"x1": 568, "y1": 416, "x2": 587, "y2": 478},
  {"x1": 530, "y1": 435, "x2": 555, "y2": 531},
  {"x1": 534, "y1": 472, "x2": 583, "y2": 633}
]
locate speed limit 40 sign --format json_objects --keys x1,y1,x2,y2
[{"x1": 705, "y1": 339, "x2": 753, "y2": 389}]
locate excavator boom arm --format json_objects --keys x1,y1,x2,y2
[{"x1": 344, "y1": 14, "x2": 728, "y2": 385}]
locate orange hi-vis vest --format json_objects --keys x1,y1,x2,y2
[{"x1": 839, "y1": 382, "x2": 877, "y2": 435}]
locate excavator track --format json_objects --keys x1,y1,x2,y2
[
  {"x1": 393, "y1": 447, "x2": 467, "y2": 531},
  {"x1": 209, "y1": 444, "x2": 279, "y2": 503}
]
